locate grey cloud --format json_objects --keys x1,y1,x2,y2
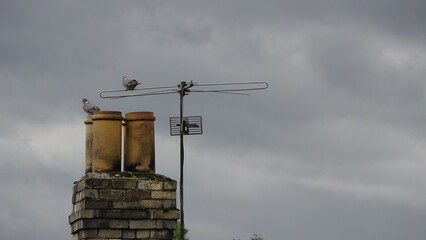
[{"x1": 1, "y1": 1, "x2": 426, "y2": 240}]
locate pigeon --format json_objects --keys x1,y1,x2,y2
[
  {"x1": 122, "y1": 76, "x2": 140, "y2": 90},
  {"x1": 82, "y1": 98, "x2": 100, "y2": 115}
]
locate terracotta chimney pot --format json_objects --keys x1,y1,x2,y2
[
  {"x1": 91, "y1": 111, "x2": 123, "y2": 172},
  {"x1": 124, "y1": 111, "x2": 156, "y2": 172}
]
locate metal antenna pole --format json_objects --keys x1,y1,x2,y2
[{"x1": 179, "y1": 81, "x2": 187, "y2": 240}]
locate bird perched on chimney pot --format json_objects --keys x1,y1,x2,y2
[
  {"x1": 122, "y1": 76, "x2": 140, "y2": 90},
  {"x1": 82, "y1": 98, "x2": 100, "y2": 115}
]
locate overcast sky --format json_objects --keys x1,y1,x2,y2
[{"x1": 1, "y1": 1, "x2": 426, "y2": 240}]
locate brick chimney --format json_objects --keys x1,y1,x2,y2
[{"x1": 70, "y1": 111, "x2": 179, "y2": 240}]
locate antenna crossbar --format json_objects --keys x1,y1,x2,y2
[
  {"x1": 98, "y1": 80, "x2": 268, "y2": 240},
  {"x1": 99, "y1": 81, "x2": 268, "y2": 99}
]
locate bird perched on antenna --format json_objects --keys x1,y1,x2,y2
[
  {"x1": 82, "y1": 98, "x2": 100, "y2": 115},
  {"x1": 122, "y1": 76, "x2": 140, "y2": 90}
]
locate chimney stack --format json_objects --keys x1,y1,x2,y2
[{"x1": 70, "y1": 111, "x2": 179, "y2": 240}]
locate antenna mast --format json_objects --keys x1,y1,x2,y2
[{"x1": 100, "y1": 80, "x2": 268, "y2": 240}]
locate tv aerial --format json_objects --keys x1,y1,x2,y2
[{"x1": 100, "y1": 80, "x2": 268, "y2": 240}]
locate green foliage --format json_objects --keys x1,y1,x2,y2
[
  {"x1": 233, "y1": 233, "x2": 264, "y2": 240},
  {"x1": 173, "y1": 221, "x2": 189, "y2": 240},
  {"x1": 250, "y1": 234, "x2": 264, "y2": 240},
  {"x1": 173, "y1": 222, "x2": 263, "y2": 240}
]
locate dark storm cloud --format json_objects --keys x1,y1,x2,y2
[{"x1": 1, "y1": 1, "x2": 426, "y2": 240}]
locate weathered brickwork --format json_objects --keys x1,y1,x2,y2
[{"x1": 69, "y1": 172, "x2": 179, "y2": 240}]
